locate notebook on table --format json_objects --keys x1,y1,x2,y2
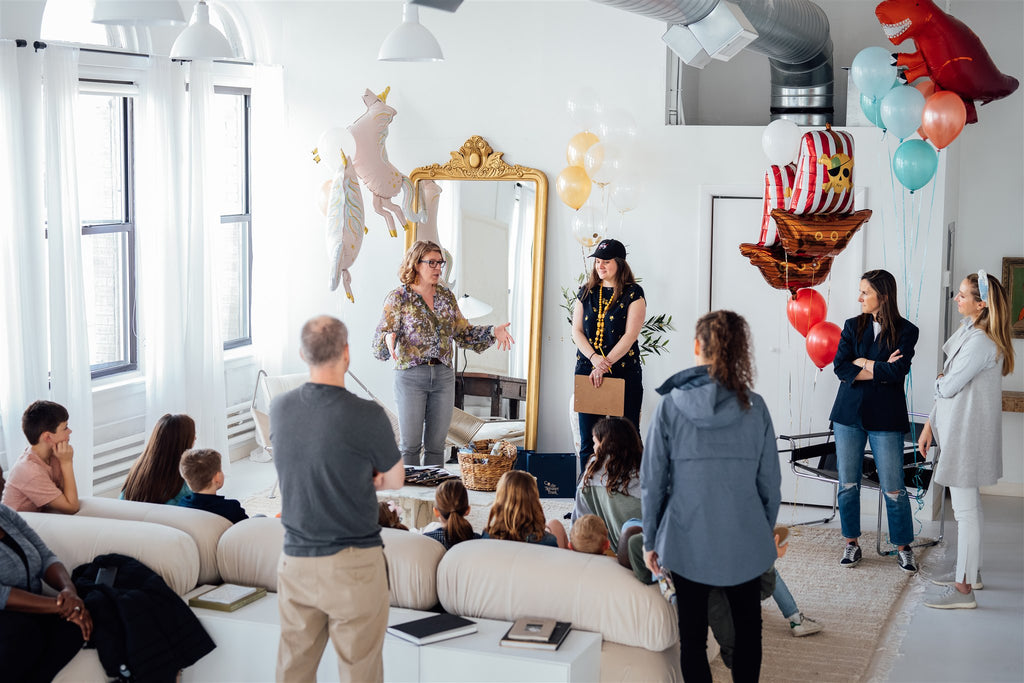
[{"x1": 387, "y1": 613, "x2": 478, "y2": 645}]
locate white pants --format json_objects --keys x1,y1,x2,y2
[{"x1": 948, "y1": 486, "x2": 983, "y2": 586}]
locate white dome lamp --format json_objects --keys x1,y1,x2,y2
[
  {"x1": 170, "y1": 1, "x2": 234, "y2": 61},
  {"x1": 378, "y1": 2, "x2": 444, "y2": 62},
  {"x1": 91, "y1": 0, "x2": 186, "y2": 26}
]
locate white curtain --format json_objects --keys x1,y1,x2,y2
[
  {"x1": 43, "y1": 46, "x2": 94, "y2": 495},
  {"x1": 138, "y1": 57, "x2": 188, "y2": 430},
  {"x1": 508, "y1": 182, "x2": 534, "y2": 379},
  {"x1": 0, "y1": 41, "x2": 49, "y2": 469},
  {"x1": 183, "y1": 61, "x2": 229, "y2": 461},
  {"x1": 250, "y1": 63, "x2": 289, "y2": 376}
]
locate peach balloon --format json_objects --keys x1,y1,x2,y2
[
  {"x1": 566, "y1": 131, "x2": 599, "y2": 168},
  {"x1": 921, "y1": 91, "x2": 968, "y2": 149},
  {"x1": 914, "y1": 79, "x2": 936, "y2": 99},
  {"x1": 556, "y1": 165, "x2": 592, "y2": 210}
]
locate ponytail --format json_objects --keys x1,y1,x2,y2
[{"x1": 434, "y1": 479, "x2": 475, "y2": 547}]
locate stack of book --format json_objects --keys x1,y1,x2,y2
[{"x1": 500, "y1": 617, "x2": 572, "y2": 651}]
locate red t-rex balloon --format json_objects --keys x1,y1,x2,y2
[{"x1": 875, "y1": 0, "x2": 1019, "y2": 123}]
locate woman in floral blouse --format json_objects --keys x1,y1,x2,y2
[
  {"x1": 571, "y1": 239, "x2": 646, "y2": 466},
  {"x1": 373, "y1": 241, "x2": 514, "y2": 466}
]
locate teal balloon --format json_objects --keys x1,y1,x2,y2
[
  {"x1": 880, "y1": 85, "x2": 926, "y2": 140},
  {"x1": 851, "y1": 47, "x2": 898, "y2": 99},
  {"x1": 892, "y1": 139, "x2": 938, "y2": 192},
  {"x1": 860, "y1": 94, "x2": 884, "y2": 128}
]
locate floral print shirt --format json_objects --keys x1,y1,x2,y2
[
  {"x1": 372, "y1": 284, "x2": 495, "y2": 370},
  {"x1": 574, "y1": 282, "x2": 645, "y2": 376}
]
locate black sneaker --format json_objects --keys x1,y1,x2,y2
[
  {"x1": 840, "y1": 542, "x2": 862, "y2": 567},
  {"x1": 897, "y1": 547, "x2": 917, "y2": 573}
]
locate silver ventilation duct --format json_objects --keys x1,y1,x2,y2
[{"x1": 592, "y1": 0, "x2": 835, "y2": 124}]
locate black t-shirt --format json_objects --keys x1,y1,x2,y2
[{"x1": 575, "y1": 282, "x2": 645, "y2": 376}]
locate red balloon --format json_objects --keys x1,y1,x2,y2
[
  {"x1": 806, "y1": 321, "x2": 841, "y2": 370},
  {"x1": 786, "y1": 288, "x2": 828, "y2": 337},
  {"x1": 921, "y1": 91, "x2": 968, "y2": 149}
]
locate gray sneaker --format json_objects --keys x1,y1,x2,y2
[
  {"x1": 924, "y1": 585, "x2": 977, "y2": 609},
  {"x1": 897, "y1": 547, "x2": 917, "y2": 573},
  {"x1": 840, "y1": 542, "x2": 862, "y2": 567},
  {"x1": 789, "y1": 613, "x2": 823, "y2": 637},
  {"x1": 930, "y1": 570, "x2": 983, "y2": 590}
]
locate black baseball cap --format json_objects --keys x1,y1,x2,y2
[{"x1": 588, "y1": 239, "x2": 626, "y2": 260}]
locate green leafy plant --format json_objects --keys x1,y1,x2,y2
[{"x1": 561, "y1": 274, "x2": 674, "y2": 364}]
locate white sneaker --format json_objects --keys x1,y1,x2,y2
[
  {"x1": 789, "y1": 613, "x2": 823, "y2": 637},
  {"x1": 930, "y1": 570, "x2": 983, "y2": 590}
]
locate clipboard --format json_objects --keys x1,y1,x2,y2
[{"x1": 574, "y1": 375, "x2": 625, "y2": 417}]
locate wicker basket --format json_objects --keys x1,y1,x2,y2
[{"x1": 458, "y1": 440, "x2": 518, "y2": 491}]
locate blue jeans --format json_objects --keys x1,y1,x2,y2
[
  {"x1": 393, "y1": 364, "x2": 455, "y2": 467},
  {"x1": 771, "y1": 569, "x2": 798, "y2": 620},
  {"x1": 833, "y1": 421, "x2": 914, "y2": 546}
]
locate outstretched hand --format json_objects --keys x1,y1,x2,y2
[{"x1": 494, "y1": 323, "x2": 515, "y2": 351}]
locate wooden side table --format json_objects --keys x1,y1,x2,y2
[{"x1": 455, "y1": 372, "x2": 527, "y2": 419}]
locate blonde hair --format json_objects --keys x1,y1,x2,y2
[
  {"x1": 398, "y1": 240, "x2": 443, "y2": 286},
  {"x1": 966, "y1": 273, "x2": 1015, "y2": 376},
  {"x1": 484, "y1": 471, "x2": 547, "y2": 542},
  {"x1": 570, "y1": 514, "x2": 608, "y2": 555}
]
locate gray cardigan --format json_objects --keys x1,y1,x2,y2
[
  {"x1": 0, "y1": 504, "x2": 60, "y2": 608},
  {"x1": 641, "y1": 366, "x2": 780, "y2": 586},
  {"x1": 929, "y1": 319, "x2": 1004, "y2": 488}
]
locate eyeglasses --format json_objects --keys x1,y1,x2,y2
[{"x1": 419, "y1": 259, "x2": 446, "y2": 268}]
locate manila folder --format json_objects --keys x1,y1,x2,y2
[{"x1": 573, "y1": 375, "x2": 625, "y2": 417}]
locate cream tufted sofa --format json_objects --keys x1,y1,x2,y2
[{"x1": 23, "y1": 499, "x2": 707, "y2": 682}]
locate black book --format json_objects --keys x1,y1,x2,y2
[
  {"x1": 500, "y1": 621, "x2": 572, "y2": 651},
  {"x1": 387, "y1": 613, "x2": 478, "y2": 645}
]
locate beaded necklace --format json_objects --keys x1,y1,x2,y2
[{"x1": 591, "y1": 286, "x2": 613, "y2": 355}]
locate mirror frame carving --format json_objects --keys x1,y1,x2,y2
[{"x1": 408, "y1": 136, "x2": 548, "y2": 451}]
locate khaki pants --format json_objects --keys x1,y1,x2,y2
[{"x1": 276, "y1": 546, "x2": 389, "y2": 682}]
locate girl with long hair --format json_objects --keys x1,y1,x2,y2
[
  {"x1": 424, "y1": 479, "x2": 479, "y2": 549},
  {"x1": 121, "y1": 414, "x2": 195, "y2": 504},
  {"x1": 571, "y1": 239, "x2": 647, "y2": 466},
  {"x1": 829, "y1": 269, "x2": 919, "y2": 572},
  {"x1": 919, "y1": 271, "x2": 1015, "y2": 609},
  {"x1": 641, "y1": 310, "x2": 780, "y2": 682},
  {"x1": 572, "y1": 416, "x2": 642, "y2": 548},
  {"x1": 482, "y1": 471, "x2": 566, "y2": 548}
]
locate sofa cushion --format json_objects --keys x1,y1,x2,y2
[
  {"x1": 22, "y1": 512, "x2": 200, "y2": 596},
  {"x1": 75, "y1": 497, "x2": 231, "y2": 585},
  {"x1": 437, "y1": 539, "x2": 678, "y2": 651},
  {"x1": 216, "y1": 519, "x2": 444, "y2": 609}
]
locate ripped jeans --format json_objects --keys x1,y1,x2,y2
[{"x1": 833, "y1": 422, "x2": 914, "y2": 547}]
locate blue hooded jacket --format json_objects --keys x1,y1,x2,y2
[{"x1": 641, "y1": 365, "x2": 781, "y2": 586}]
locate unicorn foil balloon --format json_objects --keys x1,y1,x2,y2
[
  {"x1": 347, "y1": 87, "x2": 427, "y2": 236},
  {"x1": 325, "y1": 150, "x2": 366, "y2": 302}
]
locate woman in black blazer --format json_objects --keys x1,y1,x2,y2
[{"x1": 829, "y1": 269, "x2": 919, "y2": 573}]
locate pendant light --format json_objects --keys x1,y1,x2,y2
[
  {"x1": 378, "y1": 3, "x2": 444, "y2": 62},
  {"x1": 170, "y1": 1, "x2": 234, "y2": 61},
  {"x1": 91, "y1": 0, "x2": 186, "y2": 26}
]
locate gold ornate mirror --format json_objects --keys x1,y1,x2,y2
[{"x1": 409, "y1": 136, "x2": 548, "y2": 451}]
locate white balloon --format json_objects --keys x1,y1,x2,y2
[
  {"x1": 761, "y1": 119, "x2": 802, "y2": 166},
  {"x1": 584, "y1": 142, "x2": 623, "y2": 186},
  {"x1": 610, "y1": 179, "x2": 640, "y2": 213},
  {"x1": 567, "y1": 87, "x2": 603, "y2": 132},
  {"x1": 597, "y1": 107, "x2": 638, "y2": 145},
  {"x1": 316, "y1": 127, "x2": 351, "y2": 171},
  {"x1": 571, "y1": 205, "x2": 608, "y2": 248}
]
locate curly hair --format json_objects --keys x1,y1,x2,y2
[
  {"x1": 965, "y1": 273, "x2": 1015, "y2": 376},
  {"x1": 484, "y1": 471, "x2": 547, "y2": 542},
  {"x1": 434, "y1": 479, "x2": 475, "y2": 547},
  {"x1": 398, "y1": 240, "x2": 443, "y2": 286},
  {"x1": 695, "y1": 310, "x2": 755, "y2": 409},
  {"x1": 583, "y1": 417, "x2": 642, "y2": 495},
  {"x1": 122, "y1": 414, "x2": 195, "y2": 503}
]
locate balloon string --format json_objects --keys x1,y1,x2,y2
[
  {"x1": 913, "y1": 160, "x2": 940, "y2": 322},
  {"x1": 882, "y1": 139, "x2": 900, "y2": 270}
]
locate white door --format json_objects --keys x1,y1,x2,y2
[{"x1": 708, "y1": 194, "x2": 866, "y2": 511}]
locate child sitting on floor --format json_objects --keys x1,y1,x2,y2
[
  {"x1": 423, "y1": 479, "x2": 479, "y2": 549},
  {"x1": 176, "y1": 448, "x2": 249, "y2": 523},
  {"x1": 378, "y1": 500, "x2": 409, "y2": 531},
  {"x1": 568, "y1": 514, "x2": 610, "y2": 555},
  {"x1": 482, "y1": 471, "x2": 567, "y2": 548}
]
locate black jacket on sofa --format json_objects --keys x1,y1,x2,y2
[{"x1": 72, "y1": 553, "x2": 215, "y2": 682}]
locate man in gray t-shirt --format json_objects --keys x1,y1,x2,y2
[{"x1": 271, "y1": 315, "x2": 403, "y2": 681}]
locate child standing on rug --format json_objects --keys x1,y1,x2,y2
[{"x1": 772, "y1": 527, "x2": 822, "y2": 637}]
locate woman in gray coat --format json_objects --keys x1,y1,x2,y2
[
  {"x1": 641, "y1": 310, "x2": 780, "y2": 683},
  {"x1": 918, "y1": 271, "x2": 1015, "y2": 610}
]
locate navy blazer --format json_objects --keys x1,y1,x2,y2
[{"x1": 829, "y1": 315, "x2": 918, "y2": 432}]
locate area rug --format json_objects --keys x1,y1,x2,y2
[{"x1": 710, "y1": 526, "x2": 933, "y2": 683}]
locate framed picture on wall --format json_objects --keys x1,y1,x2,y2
[{"x1": 1003, "y1": 257, "x2": 1024, "y2": 339}]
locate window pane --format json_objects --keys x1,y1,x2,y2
[
  {"x1": 77, "y1": 95, "x2": 125, "y2": 224},
  {"x1": 216, "y1": 220, "x2": 250, "y2": 344},
  {"x1": 81, "y1": 231, "x2": 129, "y2": 367},
  {"x1": 211, "y1": 94, "x2": 245, "y2": 216}
]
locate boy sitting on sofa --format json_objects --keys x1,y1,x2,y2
[
  {"x1": 1, "y1": 400, "x2": 80, "y2": 514},
  {"x1": 176, "y1": 448, "x2": 249, "y2": 523}
]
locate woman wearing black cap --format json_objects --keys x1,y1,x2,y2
[{"x1": 571, "y1": 239, "x2": 647, "y2": 465}]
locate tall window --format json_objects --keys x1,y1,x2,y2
[
  {"x1": 77, "y1": 92, "x2": 136, "y2": 377},
  {"x1": 211, "y1": 88, "x2": 252, "y2": 349}
]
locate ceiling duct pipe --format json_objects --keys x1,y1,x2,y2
[{"x1": 591, "y1": 0, "x2": 834, "y2": 124}]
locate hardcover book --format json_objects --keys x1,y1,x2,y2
[
  {"x1": 507, "y1": 617, "x2": 557, "y2": 642},
  {"x1": 387, "y1": 613, "x2": 478, "y2": 645},
  {"x1": 500, "y1": 621, "x2": 572, "y2": 651},
  {"x1": 188, "y1": 584, "x2": 267, "y2": 612}
]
